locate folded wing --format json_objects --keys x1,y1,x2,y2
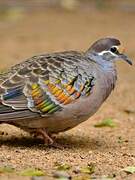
[{"x1": 0, "y1": 51, "x2": 95, "y2": 121}]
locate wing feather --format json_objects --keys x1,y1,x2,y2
[{"x1": 0, "y1": 51, "x2": 95, "y2": 121}]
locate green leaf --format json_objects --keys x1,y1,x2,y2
[
  {"x1": 123, "y1": 166, "x2": 135, "y2": 174},
  {"x1": 55, "y1": 162, "x2": 71, "y2": 171},
  {"x1": 94, "y1": 118, "x2": 116, "y2": 128},
  {"x1": 0, "y1": 166, "x2": 14, "y2": 174},
  {"x1": 80, "y1": 164, "x2": 95, "y2": 175},
  {"x1": 20, "y1": 168, "x2": 45, "y2": 176},
  {"x1": 72, "y1": 175, "x2": 90, "y2": 180}
]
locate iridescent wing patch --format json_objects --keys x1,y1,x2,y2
[{"x1": 0, "y1": 52, "x2": 95, "y2": 117}]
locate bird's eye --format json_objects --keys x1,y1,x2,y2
[{"x1": 110, "y1": 47, "x2": 118, "y2": 53}]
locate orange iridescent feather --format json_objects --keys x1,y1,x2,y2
[{"x1": 30, "y1": 72, "x2": 94, "y2": 114}]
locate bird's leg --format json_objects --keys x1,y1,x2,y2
[
  {"x1": 32, "y1": 129, "x2": 63, "y2": 148},
  {"x1": 50, "y1": 133, "x2": 58, "y2": 140},
  {"x1": 36, "y1": 128, "x2": 54, "y2": 145}
]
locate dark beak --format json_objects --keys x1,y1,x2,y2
[{"x1": 119, "y1": 54, "x2": 133, "y2": 65}]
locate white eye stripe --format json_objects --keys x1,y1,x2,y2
[
  {"x1": 98, "y1": 50, "x2": 117, "y2": 56},
  {"x1": 98, "y1": 50, "x2": 110, "y2": 55},
  {"x1": 98, "y1": 46, "x2": 119, "y2": 56},
  {"x1": 112, "y1": 45, "x2": 119, "y2": 49}
]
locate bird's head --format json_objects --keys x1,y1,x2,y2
[{"x1": 86, "y1": 37, "x2": 132, "y2": 66}]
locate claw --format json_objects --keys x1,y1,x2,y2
[{"x1": 36, "y1": 128, "x2": 54, "y2": 145}]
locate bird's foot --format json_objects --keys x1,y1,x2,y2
[
  {"x1": 35, "y1": 128, "x2": 54, "y2": 145},
  {"x1": 32, "y1": 129, "x2": 63, "y2": 149}
]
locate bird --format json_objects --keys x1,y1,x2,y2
[{"x1": 0, "y1": 37, "x2": 132, "y2": 145}]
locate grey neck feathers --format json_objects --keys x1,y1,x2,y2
[
  {"x1": 86, "y1": 53, "x2": 117, "y2": 99},
  {"x1": 86, "y1": 53, "x2": 116, "y2": 72}
]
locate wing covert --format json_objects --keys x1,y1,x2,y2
[{"x1": 0, "y1": 51, "x2": 95, "y2": 117}]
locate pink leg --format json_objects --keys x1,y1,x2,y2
[{"x1": 36, "y1": 128, "x2": 54, "y2": 145}]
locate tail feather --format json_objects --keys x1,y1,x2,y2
[{"x1": 0, "y1": 104, "x2": 40, "y2": 122}]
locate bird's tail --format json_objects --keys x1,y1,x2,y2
[{"x1": 0, "y1": 104, "x2": 39, "y2": 123}]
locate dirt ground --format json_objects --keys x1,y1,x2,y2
[{"x1": 0, "y1": 7, "x2": 135, "y2": 180}]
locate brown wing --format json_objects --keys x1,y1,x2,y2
[{"x1": 0, "y1": 51, "x2": 95, "y2": 121}]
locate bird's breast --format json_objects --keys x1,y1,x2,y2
[{"x1": 40, "y1": 70, "x2": 117, "y2": 133}]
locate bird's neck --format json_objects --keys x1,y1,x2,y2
[
  {"x1": 87, "y1": 53, "x2": 116, "y2": 72},
  {"x1": 87, "y1": 53, "x2": 117, "y2": 99},
  {"x1": 97, "y1": 60, "x2": 117, "y2": 99}
]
